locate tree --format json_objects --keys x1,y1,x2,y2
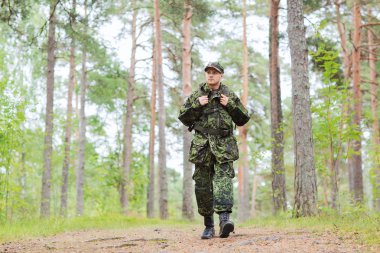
[
  {"x1": 40, "y1": 0, "x2": 57, "y2": 218},
  {"x1": 60, "y1": 0, "x2": 76, "y2": 217},
  {"x1": 269, "y1": 0, "x2": 286, "y2": 214},
  {"x1": 154, "y1": 0, "x2": 168, "y2": 219},
  {"x1": 237, "y1": 0, "x2": 250, "y2": 221},
  {"x1": 76, "y1": 0, "x2": 88, "y2": 216},
  {"x1": 351, "y1": 1, "x2": 363, "y2": 203},
  {"x1": 121, "y1": 0, "x2": 138, "y2": 215},
  {"x1": 181, "y1": 0, "x2": 194, "y2": 220},
  {"x1": 287, "y1": 0, "x2": 317, "y2": 217}
]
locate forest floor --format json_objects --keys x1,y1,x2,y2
[{"x1": 1, "y1": 224, "x2": 379, "y2": 253}]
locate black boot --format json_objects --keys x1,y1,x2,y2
[
  {"x1": 201, "y1": 216, "x2": 215, "y2": 239},
  {"x1": 219, "y1": 212, "x2": 234, "y2": 238}
]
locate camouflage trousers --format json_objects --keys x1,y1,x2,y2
[{"x1": 192, "y1": 145, "x2": 235, "y2": 217}]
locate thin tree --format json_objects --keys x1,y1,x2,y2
[
  {"x1": 76, "y1": 0, "x2": 88, "y2": 216},
  {"x1": 287, "y1": 0, "x2": 317, "y2": 217},
  {"x1": 121, "y1": 0, "x2": 138, "y2": 215},
  {"x1": 154, "y1": 0, "x2": 168, "y2": 219},
  {"x1": 40, "y1": 0, "x2": 57, "y2": 218},
  {"x1": 147, "y1": 31, "x2": 157, "y2": 218},
  {"x1": 351, "y1": 1, "x2": 363, "y2": 203},
  {"x1": 367, "y1": 8, "x2": 380, "y2": 210},
  {"x1": 238, "y1": 0, "x2": 250, "y2": 221},
  {"x1": 60, "y1": 0, "x2": 76, "y2": 217},
  {"x1": 181, "y1": 0, "x2": 194, "y2": 220},
  {"x1": 269, "y1": 0, "x2": 286, "y2": 214}
]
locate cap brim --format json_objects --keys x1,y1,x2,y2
[{"x1": 204, "y1": 66, "x2": 223, "y2": 73}]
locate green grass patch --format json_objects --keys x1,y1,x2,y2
[
  {"x1": 0, "y1": 214, "x2": 193, "y2": 242},
  {"x1": 242, "y1": 212, "x2": 380, "y2": 246}
]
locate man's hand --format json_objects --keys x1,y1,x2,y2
[
  {"x1": 198, "y1": 95, "x2": 209, "y2": 106},
  {"x1": 220, "y1": 94, "x2": 229, "y2": 106}
]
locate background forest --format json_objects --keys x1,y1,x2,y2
[{"x1": 0, "y1": 0, "x2": 379, "y2": 224}]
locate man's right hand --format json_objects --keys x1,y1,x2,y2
[{"x1": 198, "y1": 96, "x2": 209, "y2": 106}]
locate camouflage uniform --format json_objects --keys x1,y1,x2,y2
[{"x1": 178, "y1": 82, "x2": 250, "y2": 217}]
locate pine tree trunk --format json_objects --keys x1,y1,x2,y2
[
  {"x1": 121, "y1": 0, "x2": 137, "y2": 215},
  {"x1": 181, "y1": 0, "x2": 194, "y2": 220},
  {"x1": 40, "y1": 0, "x2": 57, "y2": 218},
  {"x1": 287, "y1": 0, "x2": 317, "y2": 217},
  {"x1": 147, "y1": 34, "x2": 157, "y2": 218},
  {"x1": 351, "y1": 2, "x2": 363, "y2": 204},
  {"x1": 154, "y1": 0, "x2": 168, "y2": 219},
  {"x1": 60, "y1": 0, "x2": 76, "y2": 217},
  {"x1": 367, "y1": 10, "x2": 380, "y2": 211},
  {"x1": 269, "y1": 0, "x2": 286, "y2": 215},
  {"x1": 76, "y1": 0, "x2": 87, "y2": 216}
]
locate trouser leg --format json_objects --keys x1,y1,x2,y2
[
  {"x1": 213, "y1": 162, "x2": 234, "y2": 214},
  {"x1": 193, "y1": 163, "x2": 214, "y2": 217}
]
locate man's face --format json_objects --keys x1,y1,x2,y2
[{"x1": 205, "y1": 68, "x2": 223, "y2": 87}]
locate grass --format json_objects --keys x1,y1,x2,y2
[
  {"x1": 1, "y1": 212, "x2": 379, "y2": 246},
  {"x1": 242, "y1": 212, "x2": 380, "y2": 246}
]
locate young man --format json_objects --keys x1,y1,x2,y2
[{"x1": 178, "y1": 62, "x2": 250, "y2": 239}]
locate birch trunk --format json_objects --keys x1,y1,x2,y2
[
  {"x1": 40, "y1": 0, "x2": 57, "y2": 218},
  {"x1": 154, "y1": 0, "x2": 168, "y2": 219},
  {"x1": 287, "y1": 0, "x2": 317, "y2": 217}
]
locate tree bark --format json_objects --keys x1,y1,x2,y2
[
  {"x1": 147, "y1": 32, "x2": 157, "y2": 218},
  {"x1": 181, "y1": 0, "x2": 194, "y2": 220},
  {"x1": 237, "y1": 0, "x2": 250, "y2": 222},
  {"x1": 120, "y1": 0, "x2": 137, "y2": 215},
  {"x1": 60, "y1": 0, "x2": 76, "y2": 217},
  {"x1": 367, "y1": 9, "x2": 380, "y2": 211},
  {"x1": 287, "y1": 0, "x2": 318, "y2": 217},
  {"x1": 40, "y1": 0, "x2": 57, "y2": 218},
  {"x1": 269, "y1": 0, "x2": 286, "y2": 215},
  {"x1": 351, "y1": 2, "x2": 363, "y2": 204},
  {"x1": 76, "y1": 0, "x2": 87, "y2": 216},
  {"x1": 154, "y1": 0, "x2": 168, "y2": 219}
]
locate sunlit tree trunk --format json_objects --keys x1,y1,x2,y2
[
  {"x1": 181, "y1": 0, "x2": 194, "y2": 220},
  {"x1": 40, "y1": 0, "x2": 57, "y2": 218},
  {"x1": 147, "y1": 33, "x2": 156, "y2": 218},
  {"x1": 367, "y1": 9, "x2": 380, "y2": 211},
  {"x1": 121, "y1": 0, "x2": 137, "y2": 215},
  {"x1": 351, "y1": 2, "x2": 363, "y2": 204},
  {"x1": 269, "y1": 0, "x2": 286, "y2": 215},
  {"x1": 154, "y1": 0, "x2": 168, "y2": 219},
  {"x1": 76, "y1": 0, "x2": 88, "y2": 216},
  {"x1": 60, "y1": 0, "x2": 76, "y2": 217},
  {"x1": 287, "y1": 0, "x2": 317, "y2": 217}
]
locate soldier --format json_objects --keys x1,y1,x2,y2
[{"x1": 178, "y1": 62, "x2": 250, "y2": 239}]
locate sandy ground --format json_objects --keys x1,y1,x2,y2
[{"x1": 1, "y1": 225, "x2": 378, "y2": 253}]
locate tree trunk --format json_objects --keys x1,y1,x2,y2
[
  {"x1": 154, "y1": 0, "x2": 168, "y2": 219},
  {"x1": 287, "y1": 0, "x2": 317, "y2": 217},
  {"x1": 367, "y1": 9, "x2": 380, "y2": 211},
  {"x1": 120, "y1": 0, "x2": 137, "y2": 215},
  {"x1": 269, "y1": 0, "x2": 286, "y2": 215},
  {"x1": 60, "y1": 0, "x2": 76, "y2": 217},
  {"x1": 40, "y1": 0, "x2": 57, "y2": 218},
  {"x1": 147, "y1": 32, "x2": 157, "y2": 218},
  {"x1": 181, "y1": 0, "x2": 194, "y2": 220},
  {"x1": 351, "y1": 2, "x2": 363, "y2": 204},
  {"x1": 76, "y1": 0, "x2": 87, "y2": 216}
]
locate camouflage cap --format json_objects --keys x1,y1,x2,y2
[{"x1": 204, "y1": 62, "x2": 224, "y2": 74}]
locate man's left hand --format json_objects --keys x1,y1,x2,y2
[{"x1": 220, "y1": 94, "x2": 229, "y2": 106}]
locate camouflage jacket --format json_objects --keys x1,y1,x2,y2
[{"x1": 178, "y1": 83, "x2": 250, "y2": 164}]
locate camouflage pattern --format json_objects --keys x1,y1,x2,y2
[{"x1": 178, "y1": 82, "x2": 250, "y2": 216}]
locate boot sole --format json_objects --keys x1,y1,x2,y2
[{"x1": 219, "y1": 222, "x2": 234, "y2": 238}]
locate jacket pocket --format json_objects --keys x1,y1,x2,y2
[
  {"x1": 189, "y1": 138, "x2": 209, "y2": 164},
  {"x1": 212, "y1": 136, "x2": 239, "y2": 163}
]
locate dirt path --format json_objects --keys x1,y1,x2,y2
[{"x1": 1, "y1": 225, "x2": 377, "y2": 253}]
